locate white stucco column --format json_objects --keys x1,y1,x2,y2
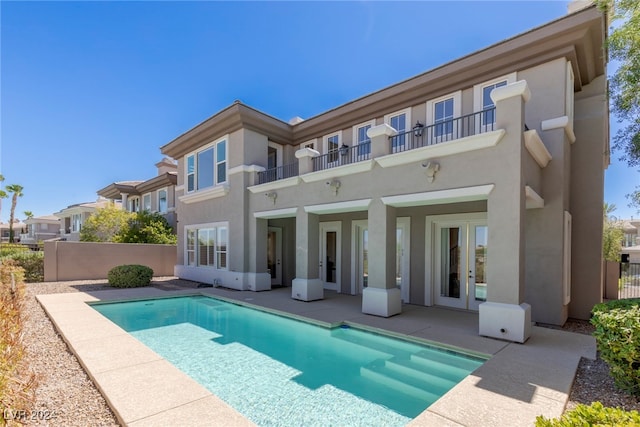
[
  {"x1": 248, "y1": 216, "x2": 271, "y2": 291},
  {"x1": 367, "y1": 124, "x2": 397, "y2": 159},
  {"x1": 292, "y1": 207, "x2": 323, "y2": 301},
  {"x1": 295, "y1": 147, "x2": 320, "y2": 175},
  {"x1": 362, "y1": 198, "x2": 401, "y2": 317},
  {"x1": 479, "y1": 80, "x2": 532, "y2": 343},
  {"x1": 120, "y1": 193, "x2": 129, "y2": 209}
]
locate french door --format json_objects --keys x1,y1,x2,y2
[
  {"x1": 267, "y1": 227, "x2": 282, "y2": 286},
  {"x1": 434, "y1": 220, "x2": 487, "y2": 311},
  {"x1": 320, "y1": 222, "x2": 341, "y2": 291}
]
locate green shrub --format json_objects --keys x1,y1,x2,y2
[
  {"x1": 1, "y1": 251, "x2": 44, "y2": 283},
  {"x1": 107, "y1": 264, "x2": 153, "y2": 288},
  {"x1": 536, "y1": 402, "x2": 640, "y2": 426},
  {"x1": 591, "y1": 299, "x2": 640, "y2": 395},
  {"x1": 0, "y1": 244, "x2": 29, "y2": 257}
]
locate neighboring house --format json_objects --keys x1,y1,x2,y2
[
  {"x1": 0, "y1": 221, "x2": 26, "y2": 243},
  {"x1": 19, "y1": 215, "x2": 61, "y2": 244},
  {"x1": 160, "y1": 4, "x2": 608, "y2": 342},
  {"x1": 53, "y1": 199, "x2": 113, "y2": 241},
  {"x1": 97, "y1": 157, "x2": 178, "y2": 229},
  {"x1": 619, "y1": 219, "x2": 640, "y2": 263}
]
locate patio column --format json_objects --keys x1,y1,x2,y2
[
  {"x1": 367, "y1": 124, "x2": 397, "y2": 159},
  {"x1": 362, "y1": 198, "x2": 401, "y2": 317},
  {"x1": 479, "y1": 80, "x2": 531, "y2": 343},
  {"x1": 120, "y1": 193, "x2": 129, "y2": 210},
  {"x1": 292, "y1": 207, "x2": 323, "y2": 301},
  {"x1": 248, "y1": 216, "x2": 271, "y2": 291}
]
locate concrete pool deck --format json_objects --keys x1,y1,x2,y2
[{"x1": 36, "y1": 285, "x2": 595, "y2": 426}]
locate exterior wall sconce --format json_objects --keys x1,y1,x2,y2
[
  {"x1": 422, "y1": 161, "x2": 440, "y2": 183},
  {"x1": 339, "y1": 144, "x2": 349, "y2": 156},
  {"x1": 413, "y1": 121, "x2": 425, "y2": 137},
  {"x1": 325, "y1": 179, "x2": 341, "y2": 195},
  {"x1": 265, "y1": 191, "x2": 277, "y2": 204}
]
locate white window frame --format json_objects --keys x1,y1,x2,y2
[
  {"x1": 184, "y1": 135, "x2": 228, "y2": 194},
  {"x1": 142, "y1": 193, "x2": 152, "y2": 212},
  {"x1": 267, "y1": 141, "x2": 283, "y2": 169},
  {"x1": 71, "y1": 213, "x2": 82, "y2": 232},
  {"x1": 352, "y1": 119, "x2": 375, "y2": 160},
  {"x1": 384, "y1": 108, "x2": 412, "y2": 152},
  {"x1": 473, "y1": 72, "x2": 517, "y2": 116},
  {"x1": 128, "y1": 197, "x2": 140, "y2": 213},
  {"x1": 157, "y1": 188, "x2": 168, "y2": 214},
  {"x1": 322, "y1": 130, "x2": 342, "y2": 165},
  {"x1": 426, "y1": 91, "x2": 462, "y2": 141},
  {"x1": 303, "y1": 139, "x2": 316, "y2": 150},
  {"x1": 184, "y1": 222, "x2": 229, "y2": 270}
]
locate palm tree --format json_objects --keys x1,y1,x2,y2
[
  {"x1": 23, "y1": 211, "x2": 34, "y2": 220},
  {"x1": 6, "y1": 184, "x2": 24, "y2": 243},
  {"x1": 0, "y1": 174, "x2": 6, "y2": 224}
]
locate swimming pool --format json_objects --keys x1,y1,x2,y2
[{"x1": 92, "y1": 295, "x2": 484, "y2": 426}]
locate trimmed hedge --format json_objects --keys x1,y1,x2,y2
[
  {"x1": 591, "y1": 298, "x2": 640, "y2": 395},
  {"x1": 536, "y1": 402, "x2": 640, "y2": 426},
  {"x1": 0, "y1": 244, "x2": 29, "y2": 257},
  {"x1": 107, "y1": 264, "x2": 153, "y2": 288},
  {"x1": 0, "y1": 251, "x2": 44, "y2": 283}
]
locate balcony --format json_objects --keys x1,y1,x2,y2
[
  {"x1": 313, "y1": 142, "x2": 371, "y2": 172},
  {"x1": 257, "y1": 162, "x2": 299, "y2": 185},
  {"x1": 389, "y1": 109, "x2": 496, "y2": 153}
]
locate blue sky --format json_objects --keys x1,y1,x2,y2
[{"x1": 1, "y1": 1, "x2": 637, "y2": 222}]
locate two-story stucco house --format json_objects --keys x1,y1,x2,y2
[
  {"x1": 160, "y1": 4, "x2": 608, "y2": 342},
  {"x1": 97, "y1": 157, "x2": 178, "y2": 229},
  {"x1": 19, "y1": 215, "x2": 61, "y2": 245},
  {"x1": 53, "y1": 199, "x2": 112, "y2": 241}
]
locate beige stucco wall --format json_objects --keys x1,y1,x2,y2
[{"x1": 44, "y1": 241, "x2": 176, "y2": 281}]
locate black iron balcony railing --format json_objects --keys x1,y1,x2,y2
[
  {"x1": 389, "y1": 108, "x2": 496, "y2": 153},
  {"x1": 313, "y1": 141, "x2": 372, "y2": 172},
  {"x1": 257, "y1": 161, "x2": 299, "y2": 184}
]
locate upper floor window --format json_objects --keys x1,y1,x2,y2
[
  {"x1": 186, "y1": 137, "x2": 227, "y2": 193},
  {"x1": 323, "y1": 131, "x2": 342, "y2": 164},
  {"x1": 353, "y1": 120, "x2": 374, "y2": 158},
  {"x1": 385, "y1": 108, "x2": 411, "y2": 152},
  {"x1": 426, "y1": 91, "x2": 461, "y2": 140},
  {"x1": 158, "y1": 189, "x2": 168, "y2": 213},
  {"x1": 71, "y1": 213, "x2": 82, "y2": 232},
  {"x1": 142, "y1": 193, "x2": 151, "y2": 212},
  {"x1": 473, "y1": 73, "x2": 516, "y2": 126}
]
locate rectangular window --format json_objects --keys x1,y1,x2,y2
[
  {"x1": 481, "y1": 81, "x2": 506, "y2": 125},
  {"x1": 72, "y1": 214, "x2": 82, "y2": 232},
  {"x1": 187, "y1": 229, "x2": 196, "y2": 266},
  {"x1": 186, "y1": 223, "x2": 229, "y2": 269},
  {"x1": 143, "y1": 194, "x2": 151, "y2": 212},
  {"x1": 385, "y1": 109, "x2": 411, "y2": 152},
  {"x1": 187, "y1": 155, "x2": 195, "y2": 192},
  {"x1": 434, "y1": 98, "x2": 454, "y2": 137},
  {"x1": 128, "y1": 198, "x2": 139, "y2": 213},
  {"x1": 354, "y1": 121, "x2": 374, "y2": 159},
  {"x1": 325, "y1": 133, "x2": 340, "y2": 163},
  {"x1": 185, "y1": 137, "x2": 227, "y2": 193},
  {"x1": 158, "y1": 189, "x2": 167, "y2": 213},
  {"x1": 473, "y1": 73, "x2": 515, "y2": 129}
]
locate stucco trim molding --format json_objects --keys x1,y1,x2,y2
[
  {"x1": 366, "y1": 123, "x2": 398, "y2": 138},
  {"x1": 525, "y1": 186, "x2": 544, "y2": 209},
  {"x1": 304, "y1": 199, "x2": 372, "y2": 214},
  {"x1": 178, "y1": 184, "x2": 229, "y2": 204},
  {"x1": 541, "y1": 116, "x2": 577, "y2": 143},
  {"x1": 524, "y1": 130, "x2": 552, "y2": 168},
  {"x1": 381, "y1": 185, "x2": 495, "y2": 208},
  {"x1": 253, "y1": 207, "x2": 298, "y2": 219},
  {"x1": 300, "y1": 160, "x2": 375, "y2": 183},
  {"x1": 376, "y1": 130, "x2": 506, "y2": 169},
  {"x1": 248, "y1": 177, "x2": 302, "y2": 193},
  {"x1": 490, "y1": 80, "x2": 531, "y2": 103},
  {"x1": 228, "y1": 164, "x2": 266, "y2": 176}
]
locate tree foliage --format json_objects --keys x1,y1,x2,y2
[
  {"x1": 80, "y1": 205, "x2": 176, "y2": 244},
  {"x1": 118, "y1": 211, "x2": 177, "y2": 245},
  {"x1": 6, "y1": 184, "x2": 23, "y2": 243},
  {"x1": 597, "y1": 1, "x2": 640, "y2": 210},
  {"x1": 603, "y1": 202, "x2": 624, "y2": 261},
  {"x1": 80, "y1": 203, "x2": 133, "y2": 242}
]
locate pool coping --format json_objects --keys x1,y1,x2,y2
[{"x1": 37, "y1": 287, "x2": 596, "y2": 426}]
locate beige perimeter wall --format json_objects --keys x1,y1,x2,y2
[{"x1": 44, "y1": 241, "x2": 177, "y2": 281}]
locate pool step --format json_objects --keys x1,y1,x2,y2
[
  {"x1": 330, "y1": 329, "x2": 419, "y2": 358},
  {"x1": 383, "y1": 358, "x2": 457, "y2": 393},
  {"x1": 410, "y1": 350, "x2": 483, "y2": 381},
  {"x1": 360, "y1": 361, "x2": 442, "y2": 404}
]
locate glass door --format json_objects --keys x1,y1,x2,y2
[
  {"x1": 267, "y1": 227, "x2": 282, "y2": 286},
  {"x1": 434, "y1": 220, "x2": 487, "y2": 310},
  {"x1": 320, "y1": 222, "x2": 341, "y2": 291}
]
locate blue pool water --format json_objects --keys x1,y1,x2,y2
[{"x1": 92, "y1": 296, "x2": 484, "y2": 426}]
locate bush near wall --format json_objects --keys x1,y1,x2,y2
[
  {"x1": 591, "y1": 299, "x2": 640, "y2": 395},
  {"x1": 107, "y1": 264, "x2": 153, "y2": 288},
  {"x1": 536, "y1": 402, "x2": 640, "y2": 426},
  {"x1": 0, "y1": 244, "x2": 29, "y2": 257},
  {"x1": 0, "y1": 262, "x2": 37, "y2": 422},
  {"x1": 1, "y1": 251, "x2": 44, "y2": 283}
]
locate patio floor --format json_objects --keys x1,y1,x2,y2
[{"x1": 36, "y1": 284, "x2": 595, "y2": 426}]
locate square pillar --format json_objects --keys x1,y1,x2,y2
[
  {"x1": 479, "y1": 80, "x2": 531, "y2": 342},
  {"x1": 362, "y1": 198, "x2": 401, "y2": 317},
  {"x1": 248, "y1": 217, "x2": 271, "y2": 291},
  {"x1": 292, "y1": 207, "x2": 323, "y2": 301},
  {"x1": 295, "y1": 147, "x2": 320, "y2": 175},
  {"x1": 367, "y1": 124, "x2": 397, "y2": 159}
]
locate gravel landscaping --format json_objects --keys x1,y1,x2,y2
[{"x1": 19, "y1": 280, "x2": 640, "y2": 426}]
